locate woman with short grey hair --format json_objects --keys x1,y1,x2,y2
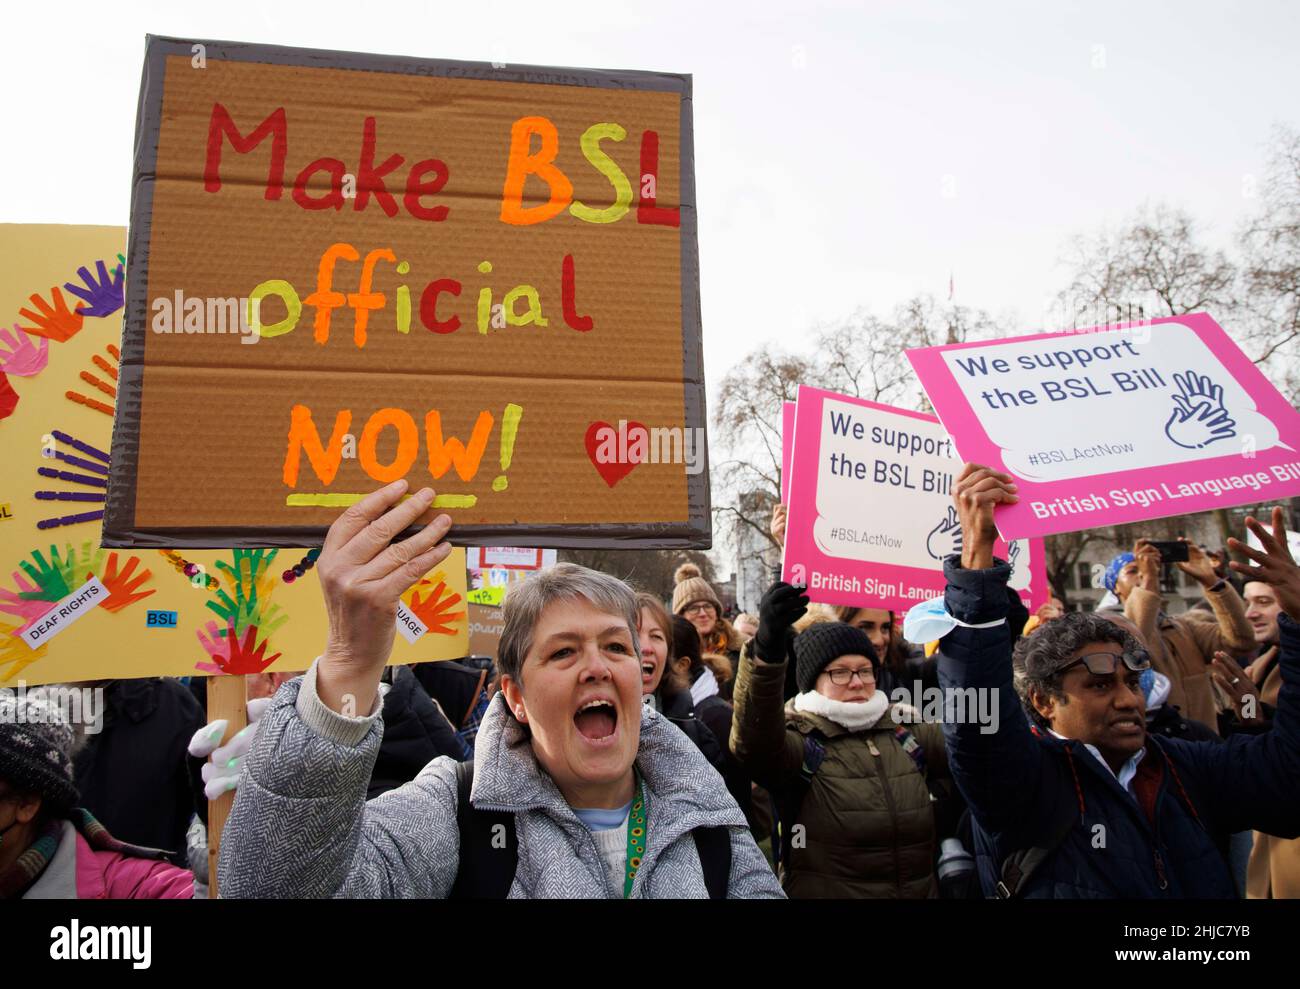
[{"x1": 218, "y1": 480, "x2": 782, "y2": 899}]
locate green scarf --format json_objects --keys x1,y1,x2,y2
[{"x1": 0, "y1": 816, "x2": 63, "y2": 899}]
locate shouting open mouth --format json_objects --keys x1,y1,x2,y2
[{"x1": 574, "y1": 696, "x2": 620, "y2": 746}]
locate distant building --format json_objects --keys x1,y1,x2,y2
[
  {"x1": 733, "y1": 514, "x2": 780, "y2": 614},
  {"x1": 714, "y1": 576, "x2": 738, "y2": 616}
]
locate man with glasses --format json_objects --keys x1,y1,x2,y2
[{"x1": 933, "y1": 464, "x2": 1300, "y2": 898}]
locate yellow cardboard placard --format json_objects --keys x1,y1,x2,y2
[{"x1": 0, "y1": 224, "x2": 467, "y2": 687}]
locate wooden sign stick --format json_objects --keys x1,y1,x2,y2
[{"x1": 205, "y1": 673, "x2": 247, "y2": 898}]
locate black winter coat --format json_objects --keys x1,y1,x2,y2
[
  {"x1": 656, "y1": 689, "x2": 724, "y2": 769},
  {"x1": 72, "y1": 678, "x2": 206, "y2": 862},
  {"x1": 1147, "y1": 705, "x2": 1222, "y2": 744},
  {"x1": 674, "y1": 690, "x2": 762, "y2": 829},
  {"x1": 411, "y1": 660, "x2": 490, "y2": 733},
  {"x1": 368, "y1": 666, "x2": 468, "y2": 799}
]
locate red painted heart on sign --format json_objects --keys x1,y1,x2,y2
[{"x1": 585, "y1": 421, "x2": 647, "y2": 487}]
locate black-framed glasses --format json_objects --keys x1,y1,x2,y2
[
  {"x1": 683, "y1": 603, "x2": 716, "y2": 616},
  {"x1": 1062, "y1": 650, "x2": 1150, "y2": 677},
  {"x1": 825, "y1": 667, "x2": 876, "y2": 686}
]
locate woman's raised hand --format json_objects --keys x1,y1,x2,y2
[{"x1": 316, "y1": 480, "x2": 453, "y2": 715}]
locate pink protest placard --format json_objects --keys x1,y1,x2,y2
[
  {"x1": 781, "y1": 385, "x2": 1046, "y2": 612},
  {"x1": 906, "y1": 313, "x2": 1300, "y2": 540},
  {"x1": 781, "y1": 401, "x2": 796, "y2": 502}
]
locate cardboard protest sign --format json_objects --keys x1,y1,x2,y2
[
  {"x1": 104, "y1": 37, "x2": 708, "y2": 550},
  {"x1": 906, "y1": 314, "x2": 1300, "y2": 540},
  {"x1": 0, "y1": 225, "x2": 468, "y2": 688},
  {"x1": 467, "y1": 602, "x2": 506, "y2": 659},
  {"x1": 466, "y1": 545, "x2": 557, "y2": 605},
  {"x1": 781, "y1": 386, "x2": 1046, "y2": 612}
]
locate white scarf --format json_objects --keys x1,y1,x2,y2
[
  {"x1": 793, "y1": 688, "x2": 890, "y2": 732},
  {"x1": 690, "y1": 667, "x2": 719, "y2": 705}
]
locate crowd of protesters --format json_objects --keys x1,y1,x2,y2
[{"x1": 3, "y1": 469, "x2": 1299, "y2": 899}]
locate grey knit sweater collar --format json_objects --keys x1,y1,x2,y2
[{"x1": 469, "y1": 693, "x2": 745, "y2": 836}]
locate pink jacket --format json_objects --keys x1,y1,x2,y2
[{"x1": 23, "y1": 821, "x2": 194, "y2": 899}]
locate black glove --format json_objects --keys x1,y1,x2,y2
[{"x1": 755, "y1": 581, "x2": 809, "y2": 663}]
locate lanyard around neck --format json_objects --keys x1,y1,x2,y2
[{"x1": 623, "y1": 776, "x2": 648, "y2": 899}]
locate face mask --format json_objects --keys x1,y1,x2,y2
[{"x1": 903, "y1": 595, "x2": 1006, "y2": 645}]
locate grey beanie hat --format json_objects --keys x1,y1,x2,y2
[{"x1": 0, "y1": 689, "x2": 80, "y2": 811}]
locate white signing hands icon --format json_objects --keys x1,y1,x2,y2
[
  {"x1": 1164, "y1": 371, "x2": 1237, "y2": 450},
  {"x1": 926, "y1": 505, "x2": 964, "y2": 560}
]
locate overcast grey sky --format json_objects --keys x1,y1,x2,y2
[{"x1": 4, "y1": 0, "x2": 1297, "y2": 392}]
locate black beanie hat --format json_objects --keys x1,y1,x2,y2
[{"x1": 793, "y1": 622, "x2": 879, "y2": 694}]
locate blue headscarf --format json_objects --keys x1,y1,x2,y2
[
  {"x1": 1103, "y1": 552, "x2": 1135, "y2": 593},
  {"x1": 1139, "y1": 668, "x2": 1156, "y2": 702}
]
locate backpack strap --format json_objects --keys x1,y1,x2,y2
[
  {"x1": 995, "y1": 824, "x2": 1071, "y2": 899},
  {"x1": 893, "y1": 725, "x2": 927, "y2": 776},
  {"x1": 461, "y1": 669, "x2": 488, "y2": 726},
  {"x1": 773, "y1": 733, "x2": 827, "y2": 867},
  {"x1": 994, "y1": 746, "x2": 1083, "y2": 899},
  {"x1": 799, "y1": 734, "x2": 827, "y2": 783},
  {"x1": 691, "y1": 826, "x2": 732, "y2": 899},
  {"x1": 448, "y1": 759, "x2": 518, "y2": 899}
]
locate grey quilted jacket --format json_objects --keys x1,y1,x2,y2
[{"x1": 218, "y1": 661, "x2": 784, "y2": 899}]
